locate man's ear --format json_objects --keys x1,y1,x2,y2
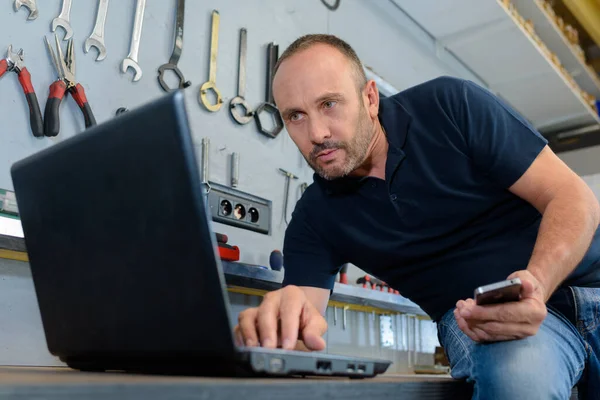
[{"x1": 364, "y1": 80, "x2": 380, "y2": 118}]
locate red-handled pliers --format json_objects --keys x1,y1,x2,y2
[
  {"x1": 44, "y1": 34, "x2": 96, "y2": 137},
  {"x1": 0, "y1": 45, "x2": 44, "y2": 137}
]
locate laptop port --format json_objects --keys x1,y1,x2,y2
[
  {"x1": 316, "y1": 361, "x2": 332, "y2": 372},
  {"x1": 347, "y1": 363, "x2": 356, "y2": 373},
  {"x1": 357, "y1": 364, "x2": 366, "y2": 373}
]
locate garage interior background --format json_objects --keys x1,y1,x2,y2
[{"x1": 3, "y1": 0, "x2": 600, "y2": 374}]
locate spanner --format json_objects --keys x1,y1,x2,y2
[
  {"x1": 84, "y1": 0, "x2": 109, "y2": 61},
  {"x1": 254, "y1": 43, "x2": 284, "y2": 138},
  {"x1": 229, "y1": 28, "x2": 253, "y2": 124},
  {"x1": 199, "y1": 10, "x2": 223, "y2": 112},
  {"x1": 121, "y1": 0, "x2": 146, "y2": 82},
  {"x1": 52, "y1": 0, "x2": 73, "y2": 41},
  {"x1": 158, "y1": 0, "x2": 191, "y2": 92},
  {"x1": 14, "y1": 0, "x2": 38, "y2": 20}
]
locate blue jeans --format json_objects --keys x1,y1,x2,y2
[{"x1": 437, "y1": 287, "x2": 600, "y2": 399}]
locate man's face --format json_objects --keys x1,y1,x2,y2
[{"x1": 273, "y1": 44, "x2": 375, "y2": 180}]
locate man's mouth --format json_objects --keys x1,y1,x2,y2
[{"x1": 316, "y1": 148, "x2": 339, "y2": 161}]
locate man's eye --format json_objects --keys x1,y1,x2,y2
[
  {"x1": 290, "y1": 113, "x2": 301, "y2": 121},
  {"x1": 324, "y1": 101, "x2": 337, "y2": 109}
]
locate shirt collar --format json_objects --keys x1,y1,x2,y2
[{"x1": 315, "y1": 94, "x2": 412, "y2": 195}]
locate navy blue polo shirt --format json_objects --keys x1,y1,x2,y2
[{"x1": 282, "y1": 76, "x2": 600, "y2": 322}]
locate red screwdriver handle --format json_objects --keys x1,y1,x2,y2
[{"x1": 17, "y1": 67, "x2": 44, "y2": 137}]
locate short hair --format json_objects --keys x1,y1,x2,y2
[{"x1": 273, "y1": 34, "x2": 368, "y2": 91}]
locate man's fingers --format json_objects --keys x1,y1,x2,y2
[
  {"x1": 257, "y1": 291, "x2": 282, "y2": 349},
  {"x1": 454, "y1": 309, "x2": 479, "y2": 342},
  {"x1": 300, "y1": 306, "x2": 328, "y2": 351},
  {"x1": 520, "y1": 278, "x2": 536, "y2": 299},
  {"x1": 234, "y1": 326, "x2": 244, "y2": 347},
  {"x1": 460, "y1": 301, "x2": 537, "y2": 323},
  {"x1": 473, "y1": 320, "x2": 539, "y2": 338},
  {"x1": 279, "y1": 289, "x2": 305, "y2": 350},
  {"x1": 238, "y1": 308, "x2": 259, "y2": 347}
]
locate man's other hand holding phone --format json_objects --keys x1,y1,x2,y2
[{"x1": 454, "y1": 270, "x2": 548, "y2": 342}]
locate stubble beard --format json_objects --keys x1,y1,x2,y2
[{"x1": 306, "y1": 105, "x2": 374, "y2": 181}]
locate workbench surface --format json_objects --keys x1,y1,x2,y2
[{"x1": 0, "y1": 367, "x2": 472, "y2": 399}]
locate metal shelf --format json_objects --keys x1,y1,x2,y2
[
  {"x1": 392, "y1": 0, "x2": 600, "y2": 133},
  {"x1": 511, "y1": 0, "x2": 600, "y2": 98}
]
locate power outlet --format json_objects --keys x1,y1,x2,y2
[{"x1": 206, "y1": 181, "x2": 272, "y2": 235}]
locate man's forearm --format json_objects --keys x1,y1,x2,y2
[
  {"x1": 527, "y1": 183, "x2": 600, "y2": 300},
  {"x1": 527, "y1": 186, "x2": 600, "y2": 300}
]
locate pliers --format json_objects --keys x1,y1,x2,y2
[
  {"x1": 44, "y1": 34, "x2": 96, "y2": 137},
  {"x1": 0, "y1": 45, "x2": 44, "y2": 137}
]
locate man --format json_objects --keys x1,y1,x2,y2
[{"x1": 234, "y1": 34, "x2": 600, "y2": 399}]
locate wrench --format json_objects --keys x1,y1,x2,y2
[
  {"x1": 199, "y1": 10, "x2": 223, "y2": 112},
  {"x1": 229, "y1": 28, "x2": 253, "y2": 125},
  {"x1": 52, "y1": 0, "x2": 73, "y2": 41},
  {"x1": 254, "y1": 43, "x2": 284, "y2": 138},
  {"x1": 84, "y1": 0, "x2": 109, "y2": 61},
  {"x1": 157, "y1": 0, "x2": 191, "y2": 92},
  {"x1": 121, "y1": 0, "x2": 146, "y2": 82},
  {"x1": 14, "y1": 0, "x2": 38, "y2": 20}
]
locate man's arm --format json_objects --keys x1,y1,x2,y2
[
  {"x1": 456, "y1": 145, "x2": 600, "y2": 342},
  {"x1": 448, "y1": 78, "x2": 600, "y2": 342},
  {"x1": 508, "y1": 145, "x2": 600, "y2": 299}
]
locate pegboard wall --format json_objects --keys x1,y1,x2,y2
[{"x1": 0, "y1": 0, "x2": 455, "y2": 267}]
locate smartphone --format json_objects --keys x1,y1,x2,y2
[{"x1": 474, "y1": 278, "x2": 522, "y2": 305}]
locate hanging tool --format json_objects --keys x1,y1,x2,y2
[
  {"x1": 300, "y1": 182, "x2": 308, "y2": 196},
  {"x1": 321, "y1": 0, "x2": 341, "y2": 11},
  {"x1": 44, "y1": 34, "x2": 96, "y2": 137},
  {"x1": 84, "y1": 0, "x2": 109, "y2": 61},
  {"x1": 231, "y1": 152, "x2": 240, "y2": 188},
  {"x1": 122, "y1": 0, "x2": 146, "y2": 82},
  {"x1": 158, "y1": 0, "x2": 191, "y2": 92},
  {"x1": 254, "y1": 43, "x2": 284, "y2": 138},
  {"x1": 52, "y1": 0, "x2": 73, "y2": 41},
  {"x1": 0, "y1": 45, "x2": 43, "y2": 137},
  {"x1": 199, "y1": 10, "x2": 223, "y2": 112},
  {"x1": 278, "y1": 168, "x2": 298, "y2": 225},
  {"x1": 14, "y1": 0, "x2": 38, "y2": 20},
  {"x1": 201, "y1": 138, "x2": 211, "y2": 195},
  {"x1": 230, "y1": 28, "x2": 253, "y2": 124}
]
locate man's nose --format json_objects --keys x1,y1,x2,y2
[{"x1": 307, "y1": 117, "x2": 330, "y2": 144}]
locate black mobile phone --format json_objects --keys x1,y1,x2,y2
[{"x1": 474, "y1": 278, "x2": 522, "y2": 306}]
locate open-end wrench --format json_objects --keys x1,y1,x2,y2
[
  {"x1": 84, "y1": 0, "x2": 109, "y2": 61},
  {"x1": 121, "y1": 0, "x2": 146, "y2": 82},
  {"x1": 199, "y1": 10, "x2": 223, "y2": 112},
  {"x1": 14, "y1": 0, "x2": 38, "y2": 20},
  {"x1": 229, "y1": 28, "x2": 253, "y2": 124},
  {"x1": 158, "y1": 0, "x2": 191, "y2": 92},
  {"x1": 254, "y1": 43, "x2": 284, "y2": 138},
  {"x1": 52, "y1": 0, "x2": 73, "y2": 41}
]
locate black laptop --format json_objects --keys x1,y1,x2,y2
[{"x1": 10, "y1": 91, "x2": 392, "y2": 378}]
